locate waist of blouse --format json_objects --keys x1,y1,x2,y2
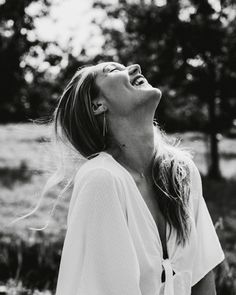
[{"x1": 162, "y1": 259, "x2": 174, "y2": 295}]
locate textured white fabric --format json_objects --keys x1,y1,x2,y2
[{"x1": 55, "y1": 151, "x2": 225, "y2": 295}]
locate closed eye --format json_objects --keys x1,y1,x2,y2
[
  {"x1": 103, "y1": 63, "x2": 126, "y2": 74},
  {"x1": 109, "y1": 68, "x2": 119, "y2": 72},
  {"x1": 110, "y1": 66, "x2": 126, "y2": 72}
]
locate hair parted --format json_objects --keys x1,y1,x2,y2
[{"x1": 9, "y1": 64, "x2": 194, "y2": 246}]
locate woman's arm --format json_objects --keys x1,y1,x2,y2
[
  {"x1": 55, "y1": 168, "x2": 142, "y2": 295},
  {"x1": 191, "y1": 261, "x2": 216, "y2": 295},
  {"x1": 189, "y1": 160, "x2": 224, "y2": 291}
]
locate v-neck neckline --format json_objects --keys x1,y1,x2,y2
[{"x1": 100, "y1": 151, "x2": 170, "y2": 259}]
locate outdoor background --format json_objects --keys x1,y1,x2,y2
[{"x1": 0, "y1": 0, "x2": 236, "y2": 294}]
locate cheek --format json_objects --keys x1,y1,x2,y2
[
  {"x1": 110, "y1": 92, "x2": 135, "y2": 117},
  {"x1": 98, "y1": 75, "x2": 133, "y2": 115},
  {"x1": 102, "y1": 76, "x2": 129, "y2": 101}
]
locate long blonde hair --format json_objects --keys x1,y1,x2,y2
[{"x1": 10, "y1": 64, "x2": 194, "y2": 246}]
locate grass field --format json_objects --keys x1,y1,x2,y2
[{"x1": 0, "y1": 123, "x2": 236, "y2": 294}]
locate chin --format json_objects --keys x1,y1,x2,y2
[
  {"x1": 156, "y1": 90, "x2": 162, "y2": 104},
  {"x1": 152, "y1": 87, "x2": 162, "y2": 99},
  {"x1": 143, "y1": 86, "x2": 162, "y2": 102},
  {"x1": 132, "y1": 84, "x2": 162, "y2": 106}
]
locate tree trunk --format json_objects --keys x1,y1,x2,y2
[{"x1": 207, "y1": 94, "x2": 222, "y2": 179}]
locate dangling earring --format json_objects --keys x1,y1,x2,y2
[{"x1": 102, "y1": 111, "x2": 107, "y2": 137}]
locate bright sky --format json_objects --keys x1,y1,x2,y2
[
  {"x1": 30, "y1": 0, "x2": 226, "y2": 58},
  {"x1": 29, "y1": 0, "x2": 168, "y2": 57},
  {"x1": 32, "y1": 0, "x2": 105, "y2": 56}
]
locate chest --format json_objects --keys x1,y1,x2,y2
[{"x1": 134, "y1": 177, "x2": 168, "y2": 259}]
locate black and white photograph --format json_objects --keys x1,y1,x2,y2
[{"x1": 0, "y1": 0, "x2": 236, "y2": 294}]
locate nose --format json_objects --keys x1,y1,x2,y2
[{"x1": 128, "y1": 64, "x2": 141, "y2": 76}]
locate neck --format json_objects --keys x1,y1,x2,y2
[{"x1": 107, "y1": 117, "x2": 156, "y2": 179}]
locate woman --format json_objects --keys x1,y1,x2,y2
[{"x1": 54, "y1": 62, "x2": 224, "y2": 295}]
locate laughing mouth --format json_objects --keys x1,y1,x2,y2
[{"x1": 130, "y1": 74, "x2": 147, "y2": 87}]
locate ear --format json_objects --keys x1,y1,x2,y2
[{"x1": 92, "y1": 102, "x2": 107, "y2": 116}]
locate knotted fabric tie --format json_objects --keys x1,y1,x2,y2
[{"x1": 162, "y1": 259, "x2": 174, "y2": 295}]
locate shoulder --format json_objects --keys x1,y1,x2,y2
[
  {"x1": 74, "y1": 153, "x2": 120, "y2": 185},
  {"x1": 186, "y1": 158, "x2": 202, "y2": 190},
  {"x1": 75, "y1": 167, "x2": 118, "y2": 191},
  {"x1": 71, "y1": 164, "x2": 127, "y2": 221},
  {"x1": 171, "y1": 154, "x2": 201, "y2": 191},
  {"x1": 68, "y1": 154, "x2": 128, "y2": 226},
  {"x1": 176, "y1": 155, "x2": 201, "y2": 184},
  {"x1": 188, "y1": 157, "x2": 201, "y2": 176},
  {"x1": 183, "y1": 158, "x2": 204, "y2": 213},
  {"x1": 72, "y1": 155, "x2": 125, "y2": 203}
]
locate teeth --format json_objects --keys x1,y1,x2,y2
[{"x1": 133, "y1": 76, "x2": 145, "y2": 86}]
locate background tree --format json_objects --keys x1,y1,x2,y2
[
  {"x1": 177, "y1": 0, "x2": 236, "y2": 178},
  {"x1": 0, "y1": 0, "x2": 62, "y2": 122},
  {"x1": 92, "y1": 0, "x2": 236, "y2": 179}
]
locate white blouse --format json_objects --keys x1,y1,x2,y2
[{"x1": 55, "y1": 151, "x2": 225, "y2": 295}]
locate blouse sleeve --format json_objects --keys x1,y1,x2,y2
[
  {"x1": 56, "y1": 168, "x2": 142, "y2": 295},
  {"x1": 189, "y1": 161, "x2": 225, "y2": 286}
]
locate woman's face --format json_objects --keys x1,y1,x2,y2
[{"x1": 93, "y1": 62, "x2": 162, "y2": 117}]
